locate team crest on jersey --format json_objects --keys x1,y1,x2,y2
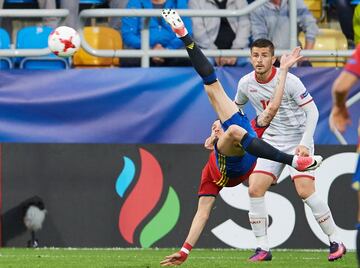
[{"x1": 300, "y1": 91, "x2": 309, "y2": 99}]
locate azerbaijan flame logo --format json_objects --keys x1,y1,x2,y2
[{"x1": 115, "y1": 148, "x2": 180, "y2": 247}]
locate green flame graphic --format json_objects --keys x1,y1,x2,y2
[{"x1": 139, "y1": 187, "x2": 180, "y2": 248}]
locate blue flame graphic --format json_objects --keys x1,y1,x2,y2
[{"x1": 115, "y1": 156, "x2": 135, "y2": 197}]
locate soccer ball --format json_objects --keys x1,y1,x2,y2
[{"x1": 48, "y1": 26, "x2": 81, "y2": 57}]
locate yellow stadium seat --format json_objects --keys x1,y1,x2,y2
[
  {"x1": 354, "y1": 4, "x2": 360, "y2": 45},
  {"x1": 299, "y1": 28, "x2": 348, "y2": 67},
  {"x1": 304, "y1": 0, "x2": 323, "y2": 21},
  {"x1": 73, "y1": 26, "x2": 122, "y2": 68}
]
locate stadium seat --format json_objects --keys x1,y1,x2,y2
[
  {"x1": 354, "y1": 4, "x2": 360, "y2": 45},
  {"x1": 0, "y1": 28, "x2": 13, "y2": 69},
  {"x1": 73, "y1": 26, "x2": 122, "y2": 68},
  {"x1": 16, "y1": 25, "x2": 69, "y2": 70},
  {"x1": 299, "y1": 28, "x2": 348, "y2": 67},
  {"x1": 5, "y1": 0, "x2": 35, "y2": 3},
  {"x1": 79, "y1": 0, "x2": 106, "y2": 4},
  {"x1": 303, "y1": 0, "x2": 323, "y2": 21},
  {"x1": 0, "y1": 57, "x2": 12, "y2": 69}
]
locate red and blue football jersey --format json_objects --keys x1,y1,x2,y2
[{"x1": 345, "y1": 44, "x2": 360, "y2": 77}]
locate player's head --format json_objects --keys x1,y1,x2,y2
[
  {"x1": 204, "y1": 119, "x2": 223, "y2": 150},
  {"x1": 250, "y1": 39, "x2": 276, "y2": 75}
]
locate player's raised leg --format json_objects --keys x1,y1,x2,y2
[{"x1": 162, "y1": 9, "x2": 237, "y2": 123}]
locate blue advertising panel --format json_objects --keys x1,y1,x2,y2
[{"x1": 0, "y1": 67, "x2": 358, "y2": 144}]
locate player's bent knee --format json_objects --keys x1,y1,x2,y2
[{"x1": 227, "y1": 125, "x2": 247, "y2": 139}]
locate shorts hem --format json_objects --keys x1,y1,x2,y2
[
  {"x1": 198, "y1": 194, "x2": 218, "y2": 198},
  {"x1": 291, "y1": 174, "x2": 315, "y2": 180},
  {"x1": 252, "y1": 170, "x2": 277, "y2": 181}
]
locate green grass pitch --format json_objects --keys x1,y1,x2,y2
[{"x1": 0, "y1": 248, "x2": 356, "y2": 268}]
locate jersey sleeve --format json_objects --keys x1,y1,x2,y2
[
  {"x1": 235, "y1": 77, "x2": 249, "y2": 109},
  {"x1": 288, "y1": 76, "x2": 313, "y2": 107},
  {"x1": 250, "y1": 118, "x2": 268, "y2": 138},
  {"x1": 345, "y1": 44, "x2": 360, "y2": 78}
]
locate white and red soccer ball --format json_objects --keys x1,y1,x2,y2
[{"x1": 48, "y1": 26, "x2": 81, "y2": 57}]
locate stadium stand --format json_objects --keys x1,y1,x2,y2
[
  {"x1": 0, "y1": 27, "x2": 12, "y2": 68},
  {"x1": 16, "y1": 25, "x2": 68, "y2": 69},
  {"x1": 73, "y1": 26, "x2": 122, "y2": 67},
  {"x1": 299, "y1": 28, "x2": 348, "y2": 67},
  {"x1": 79, "y1": 0, "x2": 106, "y2": 4},
  {"x1": 354, "y1": 4, "x2": 360, "y2": 45},
  {"x1": 304, "y1": 0, "x2": 323, "y2": 21},
  {"x1": 5, "y1": 0, "x2": 35, "y2": 3},
  {"x1": 0, "y1": 1, "x2": 353, "y2": 69}
]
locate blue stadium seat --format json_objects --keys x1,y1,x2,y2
[
  {"x1": 79, "y1": 0, "x2": 106, "y2": 4},
  {"x1": 0, "y1": 28, "x2": 13, "y2": 69},
  {"x1": 5, "y1": 0, "x2": 35, "y2": 3},
  {"x1": 16, "y1": 26, "x2": 69, "y2": 70}
]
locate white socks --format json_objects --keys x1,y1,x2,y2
[
  {"x1": 304, "y1": 192, "x2": 340, "y2": 243},
  {"x1": 249, "y1": 197, "x2": 269, "y2": 251}
]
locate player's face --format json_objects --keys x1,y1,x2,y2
[
  {"x1": 211, "y1": 120, "x2": 223, "y2": 139},
  {"x1": 250, "y1": 47, "x2": 275, "y2": 75}
]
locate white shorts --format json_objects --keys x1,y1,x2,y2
[{"x1": 253, "y1": 139, "x2": 315, "y2": 183}]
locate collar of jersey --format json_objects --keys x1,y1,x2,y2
[{"x1": 255, "y1": 66, "x2": 277, "y2": 84}]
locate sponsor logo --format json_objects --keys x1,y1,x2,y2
[
  {"x1": 318, "y1": 215, "x2": 330, "y2": 224},
  {"x1": 115, "y1": 148, "x2": 180, "y2": 248},
  {"x1": 213, "y1": 152, "x2": 358, "y2": 250},
  {"x1": 186, "y1": 42, "x2": 195, "y2": 50},
  {"x1": 347, "y1": 58, "x2": 357, "y2": 65}
]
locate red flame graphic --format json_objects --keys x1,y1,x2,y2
[{"x1": 119, "y1": 148, "x2": 163, "y2": 244}]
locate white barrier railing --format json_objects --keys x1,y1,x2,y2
[
  {"x1": 0, "y1": 9, "x2": 68, "y2": 57},
  {"x1": 0, "y1": 4, "x2": 354, "y2": 65},
  {"x1": 78, "y1": 0, "x2": 354, "y2": 67}
]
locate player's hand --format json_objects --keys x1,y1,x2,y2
[
  {"x1": 215, "y1": 57, "x2": 222, "y2": 66},
  {"x1": 295, "y1": 145, "x2": 310, "y2": 157},
  {"x1": 204, "y1": 136, "x2": 215, "y2": 150},
  {"x1": 279, "y1": 47, "x2": 303, "y2": 70},
  {"x1": 221, "y1": 56, "x2": 237, "y2": 66},
  {"x1": 152, "y1": 43, "x2": 165, "y2": 64},
  {"x1": 160, "y1": 251, "x2": 188, "y2": 266},
  {"x1": 329, "y1": 106, "x2": 351, "y2": 133}
]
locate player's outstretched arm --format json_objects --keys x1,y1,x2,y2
[
  {"x1": 257, "y1": 47, "x2": 303, "y2": 127},
  {"x1": 330, "y1": 71, "x2": 357, "y2": 132},
  {"x1": 160, "y1": 196, "x2": 215, "y2": 266}
]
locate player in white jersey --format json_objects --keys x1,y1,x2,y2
[
  {"x1": 235, "y1": 39, "x2": 346, "y2": 262},
  {"x1": 237, "y1": 68, "x2": 313, "y2": 143}
]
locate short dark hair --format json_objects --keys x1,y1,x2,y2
[{"x1": 250, "y1": 39, "x2": 275, "y2": 56}]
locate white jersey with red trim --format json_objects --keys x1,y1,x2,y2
[{"x1": 235, "y1": 67, "x2": 314, "y2": 143}]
